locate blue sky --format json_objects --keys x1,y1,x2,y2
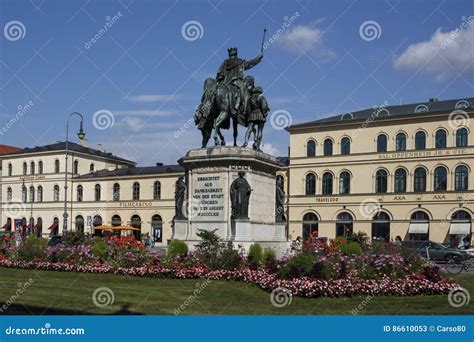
[{"x1": 0, "y1": 0, "x2": 473, "y2": 165}]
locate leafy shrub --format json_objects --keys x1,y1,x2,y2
[
  {"x1": 262, "y1": 248, "x2": 277, "y2": 272},
  {"x1": 247, "y1": 243, "x2": 263, "y2": 267},
  {"x1": 62, "y1": 231, "x2": 86, "y2": 246},
  {"x1": 358, "y1": 265, "x2": 378, "y2": 280},
  {"x1": 90, "y1": 239, "x2": 108, "y2": 258},
  {"x1": 278, "y1": 253, "x2": 315, "y2": 279},
  {"x1": 194, "y1": 230, "x2": 242, "y2": 270},
  {"x1": 167, "y1": 239, "x2": 189, "y2": 259},
  {"x1": 340, "y1": 241, "x2": 363, "y2": 256},
  {"x1": 16, "y1": 236, "x2": 47, "y2": 261}
]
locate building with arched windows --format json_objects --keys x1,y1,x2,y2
[
  {"x1": 286, "y1": 97, "x2": 474, "y2": 245},
  {"x1": 1, "y1": 98, "x2": 473, "y2": 247}
]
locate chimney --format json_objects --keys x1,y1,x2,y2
[
  {"x1": 96, "y1": 144, "x2": 103, "y2": 151},
  {"x1": 156, "y1": 162, "x2": 164, "y2": 166},
  {"x1": 428, "y1": 98, "x2": 439, "y2": 102}
]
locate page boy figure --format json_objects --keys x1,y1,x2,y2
[{"x1": 243, "y1": 86, "x2": 269, "y2": 151}]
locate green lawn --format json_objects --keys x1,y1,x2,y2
[{"x1": 0, "y1": 267, "x2": 472, "y2": 315}]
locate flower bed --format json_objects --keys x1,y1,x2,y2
[
  {"x1": 0, "y1": 232, "x2": 461, "y2": 298},
  {"x1": 0, "y1": 255, "x2": 459, "y2": 298}
]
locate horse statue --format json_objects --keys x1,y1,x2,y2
[{"x1": 194, "y1": 76, "x2": 254, "y2": 147}]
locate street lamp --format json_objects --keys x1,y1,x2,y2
[{"x1": 62, "y1": 112, "x2": 86, "y2": 236}]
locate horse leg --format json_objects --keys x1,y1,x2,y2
[
  {"x1": 233, "y1": 118, "x2": 238, "y2": 146},
  {"x1": 214, "y1": 111, "x2": 227, "y2": 146},
  {"x1": 243, "y1": 122, "x2": 253, "y2": 147}
]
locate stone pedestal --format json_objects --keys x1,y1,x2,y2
[{"x1": 172, "y1": 146, "x2": 290, "y2": 255}]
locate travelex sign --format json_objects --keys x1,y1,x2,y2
[{"x1": 0, "y1": 316, "x2": 471, "y2": 342}]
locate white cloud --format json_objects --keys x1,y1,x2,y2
[
  {"x1": 126, "y1": 94, "x2": 182, "y2": 103},
  {"x1": 112, "y1": 109, "x2": 177, "y2": 117},
  {"x1": 276, "y1": 25, "x2": 336, "y2": 61},
  {"x1": 261, "y1": 143, "x2": 281, "y2": 157},
  {"x1": 394, "y1": 20, "x2": 474, "y2": 81}
]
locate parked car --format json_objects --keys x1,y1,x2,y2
[
  {"x1": 458, "y1": 246, "x2": 474, "y2": 258},
  {"x1": 416, "y1": 241, "x2": 468, "y2": 261}
]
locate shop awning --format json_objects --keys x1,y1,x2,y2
[
  {"x1": 449, "y1": 222, "x2": 471, "y2": 235},
  {"x1": 2, "y1": 223, "x2": 11, "y2": 230},
  {"x1": 408, "y1": 222, "x2": 429, "y2": 234},
  {"x1": 48, "y1": 223, "x2": 58, "y2": 230},
  {"x1": 93, "y1": 225, "x2": 140, "y2": 231}
]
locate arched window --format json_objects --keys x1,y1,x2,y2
[
  {"x1": 305, "y1": 173, "x2": 316, "y2": 195},
  {"x1": 50, "y1": 217, "x2": 59, "y2": 236},
  {"x1": 340, "y1": 137, "x2": 350, "y2": 155},
  {"x1": 54, "y1": 185, "x2": 60, "y2": 201},
  {"x1": 113, "y1": 183, "x2": 120, "y2": 201},
  {"x1": 414, "y1": 167, "x2": 427, "y2": 192},
  {"x1": 302, "y1": 212, "x2": 318, "y2": 241},
  {"x1": 29, "y1": 186, "x2": 35, "y2": 202},
  {"x1": 23, "y1": 162, "x2": 27, "y2": 175},
  {"x1": 7, "y1": 163, "x2": 12, "y2": 176},
  {"x1": 93, "y1": 215, "x2": 102, "y2": 227},
  {"x1": 415, "y1": 131, "x2": 426, "y2": 150},
  {"x1": 22, "y1": 186, "x2": 27, "y2": 202},
  {"x1": 54, "y1": 159, "x2": 60, "y2": 173},
  {"x1": 77, "y1": 185, "x2": 83, "y2": 202},
  {"x1": 94, "y1": 184, "x2": 101, "y2": 201},
  {"x1": 372, "y1": 212, "x2": 390, "y2": 241},
  {"x1": 339, "y1": 171, "x2": 350, "y2": 194},
  {"x1": 455, "y1": 165, "x2": 468, "y2": 191},
  {"x1": 73, "y1": 160, "x2": 79, "y2": 174},
  {"x1": 336, "y1": 212, "x2": 353, "y2": 237},
  {"x1": 111, "y1": 215, "x2": 121, "y2": 227},
  {"x1": 30, "y1": 161, "x2": 35, "y2": 175},
  {"x1": 451, "y1": 210, "x2": 471, "y2": 221},
  {"x1": 37, "y1": 186, "x2": 43, "y2": 202},
  {"x1": 456, "y1": 127, "x2": 468, "y2": 147},
  {"x1": 323, "y1": 139, "x2": 333, "y2": 156},
  {"x1": 394, "y1": 168, "x2": 407, "y2": 193},
  {"x1": 395, "y1": 132, "x2": 407, "y2": 151},
  {"x1": 306, "y1": 140, "x2": 316, "y2": 157},
  {"x1": 7, "y1": 187, "x2": 12, "y2": 202},
  {"x1": 75, "y1": 215, "x2": 84, "y2": 233},
  {"x1": 38, "y1": 161, "x2": 43, "y2": 174},
  {"x1": 152, "y1": 214, "x2": 163, "y2": 242},
  {"x1": 153, "y1": 181, "x2": 161, "y2": 200},
  {"x1": 130, "y1": 214, "x2": 142, "y2": 239},
  {"x1": 322, "y1": 172, "x2": 333, "y2": 195},
  {"x1": 435, "y1": 129, "x2": 447, "y2": 148},
  {"x1": 90, "y1": 163, "x2": 95, "y2": 172},
  {"x1": 375, "y1": 169, "x2": 388, "y2": 193},
  {"x1": 410, "y1": 211, "x2": 429, "y2": 241},
  {"x1": 377, "y1": 134, "x2": 387, "y2": 153},
  {"x1": 35, "y1": 217, "x2": 43, "y2": 238},
  {"x1": 434, "y1": 166, "x2": 447, "y2": 191},
  {"x1": 132, "y1": 182, "x2": 140, "y2": 200}
]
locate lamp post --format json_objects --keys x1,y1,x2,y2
[{"x1": 62, "y1": 112, "x2": 86, "y2": 236}]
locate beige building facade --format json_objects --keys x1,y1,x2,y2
[{"x1": 286, "y1": 98, "x2": 474, "y2": 246}]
